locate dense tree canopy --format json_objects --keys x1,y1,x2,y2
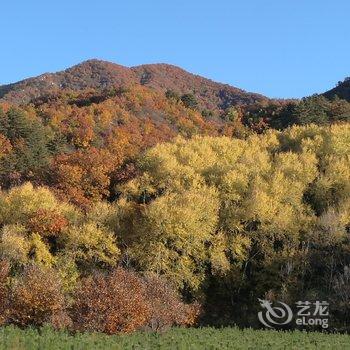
[
  {"x1": 0, "y1": 78, "x2": 350, "y2": 332},
  {"x1": 114, "y1": 125, "x2": 349, "y2": 295},
  {"x1": 242, "y1": 95, "x2": 350, "y2": 131}
]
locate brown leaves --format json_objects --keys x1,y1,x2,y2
[
  {"x1": 0, "y1": 260, "x2": 10, "y2": 326},
  {"x1": 7, "y1": 265, "x2": 69, "y2": 328},
  {"x1": 71, "y1": 268, "x2": 149, "y2": 334},
  {"x1": 50, "y1": 148, "x2": 116, "y2": 208},
  {"x1": 27, "y1": 209, "x2": 68, "y2": 238},
  {"x1": 144, "y1": 274, "x2": 201, "y2": 331},
  {"x1": 71, "y1": 268, "x2": 200, "y2": 334},
  {"x1": 0, "y1": 134, "x2": 12, "y2": 160}
]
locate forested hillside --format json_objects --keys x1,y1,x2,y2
[
  {"x1": 324, "y1": 77, "x2": 350, "y2": 101},
  {"x1": 0, "y1": 62, "x2": 350, "y2": 333},
  {"x1": 0, "y1": 121, "x2": 349, "y2": 331},
  {"x1": 0, "y1": 86, "x2": 242, "y2": 208},
  {"x1": 0, "y1": 60, "x2": 267, "y2": 112}
]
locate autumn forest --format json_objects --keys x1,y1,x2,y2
[{"x1": 0, "y1": 60, "x2": 350, "y2": 333}]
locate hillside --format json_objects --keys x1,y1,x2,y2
[
  {"x1": 0, "y1": 59, "x2": 268, "y2": 112},
  {"x1": 131, "y1": 63, "x2": 267, "y2": 111},
  {"x1": 324, "y1": 77, "x2": 350, "y2": 101},
  {"x1": 0, "y1": 60, "x2": 138, "y2": 105},
  {"x1": 1, "y1": 62, "x2": 350, "y2": 334}
]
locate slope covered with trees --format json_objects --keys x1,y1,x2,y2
[
  {"x1": 0, "y1": 60, "x2": 268, "y2": 112},
  {"x1": 0, "y1": 123, "x2": 349, "y2": 332},
  {"x1": 0, "y1": 84, "x2": 248, "y2": 207},
  {"x1": 324, "y1": 77, "x2": 350, "y2": 102},
  {"x1": 1, "y1": 63, "x2": 350, "y2": 333}
]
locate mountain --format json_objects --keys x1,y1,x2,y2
[
  {"x1": 131, "y1": 63, "x2": 268, "y2": 111},
  {"x1": 0, "y1": 60, "x2": 138, "y2": 105},
  {"x1": 0, "y1": 59, "x2": 268, "y2": 112},
  {"x1": 323, "y1": 77, "x2": 350, "y2": 101}
]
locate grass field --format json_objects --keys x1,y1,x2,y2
[{"x1": 0, "y1": 326, "x2": 349, "y2": 350}]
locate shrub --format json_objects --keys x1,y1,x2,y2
[
  {"x1": 0, "y1": 260, "x2": 10, "y2": 325},
  {"x1": 7, "y1": 265, "x2": 69, "y2": 328},
  {"x1": 144, "y1": 274, "x2": 201, "y2": 331},
  {"x1": 71, "y1": 268, "x2": 149, "y2": 334},
  {"x1": 71, "y1": 268, "x2": 200, "y2": 334}
]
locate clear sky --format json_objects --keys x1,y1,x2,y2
[{"x1": 1, "y1": 1, "x2": 349, "y2": 98}]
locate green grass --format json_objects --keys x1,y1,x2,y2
[{"x1": 0, "y1": 326, "x2": 349, "y2": 350}]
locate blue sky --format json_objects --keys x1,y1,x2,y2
[{"x1": 1, "y1": 1, "x2": 349, "y2": 98}]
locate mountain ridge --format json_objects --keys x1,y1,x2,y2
[
  {"x1": 0, "y1": 59, "x2": 269, "y2": 112},
  {"x1": 324, "y1": 77, "x2": 350, "y2": 101}
]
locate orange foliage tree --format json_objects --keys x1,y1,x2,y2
[
  {"x1": 71, "y1": 268, "x2": 149, "y2": 334},
  {"x1": 50, "y1": 148, "x2": 116, "y2": 208},
  {"x1": 27, "y1": 209, "x2": 68, "y2": 238},
  {"x1": 7, "y1": 265, "x2": 69, "y2": 328}
]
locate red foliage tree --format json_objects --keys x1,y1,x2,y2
[{"x1": 27, "y1": 209, "x2": 68, "y2": 237}]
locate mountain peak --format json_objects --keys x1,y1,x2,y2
[{"x1": 0, "y1": 59, "x2": 268, "y2": 110}]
